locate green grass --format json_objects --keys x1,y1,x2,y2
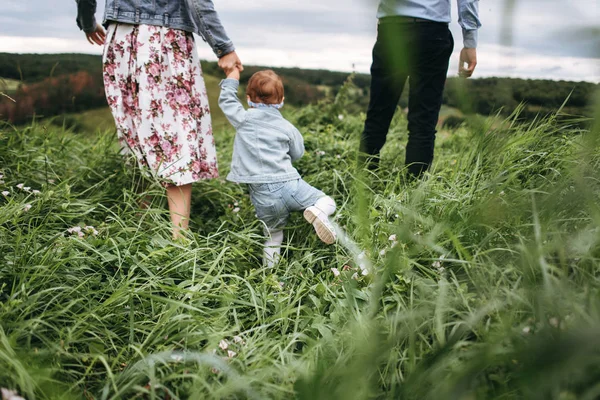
[{"x1": 1, "y1": 81, "x2": 600, "y2": 399}]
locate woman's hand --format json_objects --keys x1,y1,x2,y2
[
  {"x1": 218, "y1": 51, "x2": 243, "y2": 74},
  {"x1": 86, "y1": 23, "x2": 106, "y2": 46}
]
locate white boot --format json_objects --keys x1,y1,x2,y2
[{"x1": 303, "y1": 196, "x2": 336, "y2": 245}]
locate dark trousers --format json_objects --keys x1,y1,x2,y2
[{"x1": 360, "y1": 17, "x2": 454, "y2": 177}]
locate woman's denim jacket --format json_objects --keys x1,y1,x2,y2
[
  {"x1": 75, "y1": 0, "x2": 235, "y2": 57},
  {"x1": 218, "y1": 78, "x2": 304, "y2": 184}
]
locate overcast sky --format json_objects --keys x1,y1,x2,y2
[{"x1": 0, "y1": 0, "x2": 598, "y2": 82}]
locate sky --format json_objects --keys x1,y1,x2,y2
[{"x1": 0, "y1": 0, "x2": 598, "y2": 82}]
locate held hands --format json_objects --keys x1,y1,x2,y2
[
  {"x1": 225, "y1": 65, "x2": 242, "y2": 80},
  {"x1": 219, "y1": 51, "x2": 243, "y2": 76},
  {"x1": 86, "y1": 23, "x2": 106, "y2": 46},
  {"x1": 459, "y1": 48, "x2": 477, "y2": 78}
]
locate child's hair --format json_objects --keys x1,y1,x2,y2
[{"x1": 246, "y1": 70, "x2": 284, "y2": 105}]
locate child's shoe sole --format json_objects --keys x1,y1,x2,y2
[{"x1": 304, "y1": 207, "x2": 336, "y2": 245}]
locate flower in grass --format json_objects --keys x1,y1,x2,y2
[
  {"x1": 84, "y1": 226, "x2": 99, "y2": 236},
  {"x1": 1, "y1": 191, "x2": 8, "y2": 197},
  {"x1": 1, "y1": 388, "x2": 26, "y2": 400},
  {"x1": 32, "y1": 190, "x2": 41, "y2": 195},
  {"x1": 16, "y1": 183, "x2": 24, "y2": 189},
  {"x1": 336, "y1": 154, "x2": 341, "y2": 159},
  {"x1": 379, "y1": 249, "x2": 386, "y2": 256},
  {"x1": 233, "y1": 336, "x2": 245, "y2": 345},
  {"x1": 232, "y1": 207, "x2": 240, "y2": 213},
  {"x1": 23, "y1": 186, "x2": 31, "y2": 192},
  {"x1": 522, "y1": 326, "x2": 531, "y2": 335},
  {"x1": 338, "y1": 114, "x2": 344, "y2": 121},
  {"x1": 316, "y1": 150, "x2": 326, "y2": 156},
  {"x1": 218, "y1": 339, "x2": 229, "y2": 350},
  {"x1": 388, "y1": 234, "x2": 397, "y2": 242},
  {"x1": 227, "y1": 350, "x2": 237, "y2": 358},
  {"x1": 67, "y1": 226, "x2": 85, "y2": 238},
  {"x1": 331, "y1": 268, "x2": 340, "y2": 277},
  {"x1": 351, "y1": 272, "x2": 359, "y2": 280},
  {"x1": 23, "y1": 204, "x2": 32, "y2": 212}
]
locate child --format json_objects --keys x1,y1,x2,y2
[{"x1": 219, "y1": 68, "x2": 337, "y2": 267}]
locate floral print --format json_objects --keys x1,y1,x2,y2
[{"x1": 103, "y1": 23, "x2": 218, "y2": 186}]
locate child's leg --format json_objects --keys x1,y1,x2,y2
[
  {"x1": 314, "y1": 196, "x2": 336, "y2": 216},
  {"x1": 304, "y1": 196, "x2": 337, "y2": 245},
  {"x1": 264, "y1": 228, "x2": 284, "y2": 268}
]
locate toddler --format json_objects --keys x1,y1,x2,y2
[{"x1": 219, "y1": 68, "x2": 336, "y2": 267}]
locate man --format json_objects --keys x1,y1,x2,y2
[{"x1": 360, "y1": 0, "x2": 481, "y2": 177}]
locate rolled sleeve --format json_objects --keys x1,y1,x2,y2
[
  {"x1": 458, "y1": 0, "x2": 482, "y2": 48},
  {"x1": 76, "y1": 0, "x2": 97, "y2": 34}
]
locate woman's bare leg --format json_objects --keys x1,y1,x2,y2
[{"x1": 166, "y1": 183, "x2": 193, "y2": 239}]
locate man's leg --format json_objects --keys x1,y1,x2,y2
[
  {"x1": 405, "y1": 23, "x2": 454, "y2": 177},
  {"x1": 360, "y1": 21, "x2": 410, "y2": 167}
]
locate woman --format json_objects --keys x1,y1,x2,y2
[{"x1": 76, "y1": 0, "x2": 242, "y2": 238}]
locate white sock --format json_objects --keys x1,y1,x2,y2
[
  {"x1": 264, "y1": 229, "x2": 284, "y2": 268},
  {"x1": 314, "y1": 196, "x2": 336, "y2": 216}
]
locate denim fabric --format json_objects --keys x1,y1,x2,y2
[
  {"x1": 248, "y1": 179, "x2": 325, "y2": 230},
  {"x1": 377, "y1": 0, "x2": 481, "y2": 47},
  {"x1": 76, "y1": 0, "x2": 235, "y2": 57},
  {"x1": 219, "y1": 78, "x2": 304, "y2": 184},
  {"x1": 360, "y1": 20, "x2": 454, "y2": 177}
]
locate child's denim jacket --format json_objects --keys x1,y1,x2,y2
[
  {"x1": 75, "y1": 0, "x2": 235, "y2": 58},
  {"x1": 218, "y1": 79, "x2": 305, "y2": 184}
]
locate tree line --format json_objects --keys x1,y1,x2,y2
[{"x1": 0, "y1": 53, "x2": 597, "y2": 125}]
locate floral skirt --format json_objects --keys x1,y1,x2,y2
[{"x1": 103, "y1": 23, "x2": 218, "y2": 186}]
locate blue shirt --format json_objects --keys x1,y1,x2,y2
[
  {"x1": 378, "y1": 0, "x2": 481, "y2": 48},
  {"x1": 218, "y1": 79, "x2": 304, "y2": 184}
]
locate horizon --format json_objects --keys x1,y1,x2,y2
[
  {"x1": 1, "y1": 51, "x2": 598, "y2": 85},
  {"x1": 1, "y1": 0, "x2": 599, "y2": 83}
]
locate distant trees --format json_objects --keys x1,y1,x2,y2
[{"x1": 0, "y1": 53, "x2": 597, "y2": 125}]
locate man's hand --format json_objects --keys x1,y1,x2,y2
[
  {"x1": 218, "y1": 51, "x2": 243, "y2": 74},
  {"x1": 459, "y1": 48, "x2": 477, "y2": 78},
  {"x1": 86, "y1": 23, "x2": 106, "y2": 46}
]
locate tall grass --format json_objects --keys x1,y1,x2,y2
[{"x1": 1, "y1": 82, "x2": 599, "y2": 399}]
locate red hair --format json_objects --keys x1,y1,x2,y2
[{"x1": 246, "y1": 70, "x2": 284, "y2": 104}]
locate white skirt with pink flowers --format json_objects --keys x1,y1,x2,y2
[{"x1": 103, "y1": 23, "x2": 218, "y2": 186}]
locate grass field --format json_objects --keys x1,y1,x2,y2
[{"x1": 1, "y1": 82, "x2": 600, "y2": 399}]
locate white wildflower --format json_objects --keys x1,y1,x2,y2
[
  {"x1": 32, "y1": 190, "x2": 41, "y2": 195},
  {"x1": 336, "y1": 154, "x2": 341, "y2": 159},
  {"x1": 331, "y1": 268, "x2": 340, "y2": 277},
  {"x1": 219, "y1": 339, "x2": 229, "y2": 350},
  {"x1": 67, "y1": 226, "x2": 82, "y2": 234},
  {"x1": 316, "y1": 150, "x2": 326, "y2": 156},
  {"x1": 16, "y1": 183, "x2": 24, "y2": 189},
  {"x1": 351, "y1": 272, "x2": 359, "y2": 280},
  {"x1": 522, "y1": 326, "x2": 531, "y2": 334},
  {"x1": 227, "y1": 350, "x2": 237, "y2": 358},
  {"x1": 388, "y1": 234, "x2": 397, "y2": 242},
  {"x1": 232, "y1": 207, "x2": 240, "y2": 213},
  {"x1": 23, "y1": 186, "x2": 31, "y2": 192},
  {"x1": 1, "y1": 191, "x2": 8, "y2": 196},
  {"x1": 499, "y1": 191, "x2": 505, "y2": 196},
  {"x1": 338, "y1": 114, "x2": 344, "y2": 121},
  {"x1": 233, "y1": 336, "x2": 244, "y2": 344},
  {"x1": 432, "y1": 261, "x2": 441, "y2": 269},
  {"x1": 361, "y1": 268, "x2": 369, "y2": 276},
  {"x1": 170, "y1": 354, "x2": 184, "y2": 362},
  {"x1": 379, "y1": 249, "x2": 386, "y2": 256},
  {"x1": 84, "y1": 226, "x2": 99, "y2": 236},
  {"x1": 23, "y1": 204, "x2": 32, "y2": 212},
  {"x1": 1, "y1": 388, "x2": 26, "y2": 400},
  {"x1": 234, "y1": 201, "x2": 239, "y2": 206}
]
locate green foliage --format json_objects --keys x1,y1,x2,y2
[{"x1": 1, "y1": 79, "x2": 600, "y2": 399}]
